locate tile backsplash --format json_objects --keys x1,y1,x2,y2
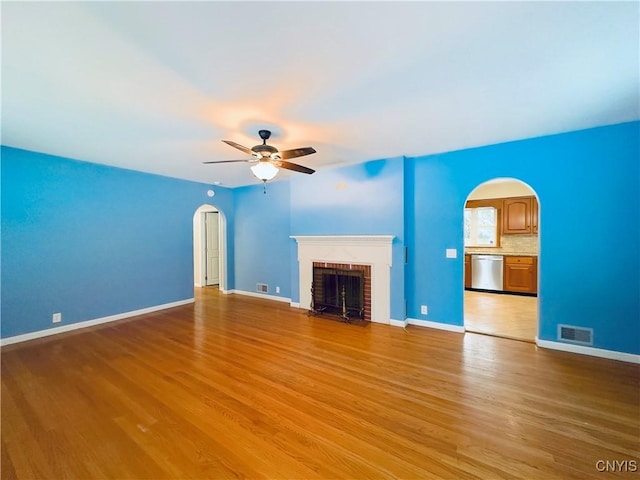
[{"x1": 465, "y1": 235, "x2": 538, "y2": 255}]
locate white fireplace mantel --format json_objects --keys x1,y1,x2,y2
[
  {"x1": 291, "y1": 235, "x2": 394, "y2": 324},
  {"x1": 291, "y1": 235, "x2": 394, "y2": 243}
]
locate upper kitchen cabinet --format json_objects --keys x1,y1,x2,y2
[
  {"x1": 531, "y1": 197, "x2": 538, "y2": 234},
  {"x1": 503, "y1": 196, "x2": 538, "y2": 235}
]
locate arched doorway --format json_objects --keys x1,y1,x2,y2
[
  {"x1": 463, "y1": 178, "x2": 540, "y2": 342},
  {"x1": 193, "y1": 204, "x2": 228, "y2": 291}
]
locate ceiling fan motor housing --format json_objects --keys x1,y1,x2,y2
[{"x1": 251, "y1": 143, "x2": 278, "y2": 159}]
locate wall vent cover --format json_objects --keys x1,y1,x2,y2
[
  {"x1": 256, "y1": 283, "x2": 268, "y2": 294},
  {"x1": 558, "y1": 324, "x2": 593, "y2": 346}
]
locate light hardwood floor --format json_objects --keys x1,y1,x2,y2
[
  {"x1": 2, "y1": 288, "x2": 638, "y2": 479},
  {"x1": 464, "y1": 290, "x2": 538, "y2": 342}
]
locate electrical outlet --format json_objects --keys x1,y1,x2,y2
[
  {"x1": 421, "y1": 305, "x2": 428, "y2": 315},
  {"x1": 52, "y1": 312, "x2": 62, "y2": 323},
  {"x1": 276, "y1": 286, "x2": 280, "y2": 294}
]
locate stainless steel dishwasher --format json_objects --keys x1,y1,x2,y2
[{"x1": 471, "y1": 255, "x2": 504, "y2": 291}]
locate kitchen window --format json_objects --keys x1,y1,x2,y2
[{"x1": 465, "y1": 207, "x2": 498, "y2": 247}]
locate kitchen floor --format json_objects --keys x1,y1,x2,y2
[{"x1": 464, "y1": 290, "x2": 538, "y2": 342}]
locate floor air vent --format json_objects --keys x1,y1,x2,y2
[
  {"x1": 256, "y1": 283, "x2": 268, "y2": 294},
  {"x1": 558, "y1": 325, "x2": 593, "y2": 346}
]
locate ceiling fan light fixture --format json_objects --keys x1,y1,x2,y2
[{"x1": 251, "y1": 161, "x2": 279, "y2": 181}]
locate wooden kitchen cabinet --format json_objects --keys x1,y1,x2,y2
[
  {"x1": 503, "y1": 196, "x2": 538, "y2": 235},
  {"x1": 531, "y1": 197, "x2": 538, "y2": 234},
  {"x1": 464, "y1": 254, "x2": 471, "y2": 288},
  {"x1": 504, "y1": 256, "x2": 537, "y2": 294}
]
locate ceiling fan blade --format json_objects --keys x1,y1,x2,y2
[
  {"x1": 279, "y1": 147, "x2": 316, "y2": 160},
  {"x1": 275, "y1": 160, "x2": 315, "y2": 174},
  {"x1": 222, "y1": 140, "x2": 253, "y2": 155},
  {"x1": 202, "y1": 159, "x2": 249, "y2": 164}
]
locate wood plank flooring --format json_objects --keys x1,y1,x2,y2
[
  {"x1": 2, "y1": 288, "x2": 638, "y2": 479},
  {"x1": 464, "y1": 290, "x2": 538, "y2": 342}
]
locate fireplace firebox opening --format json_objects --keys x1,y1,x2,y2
[{"x1": 310, "y1": 263, "x2": 371, "y2": 323}]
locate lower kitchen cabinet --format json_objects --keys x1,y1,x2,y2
[
  {"x1": 464, "y1": 254, "x2": 471, "y2": 288},
  {"x1": 504, "y1": 256, "x2": 537, "y2": 294}
]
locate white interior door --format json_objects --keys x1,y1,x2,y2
[{"x1": 205, "y1": 212, "x2": 220, "y2": 285}]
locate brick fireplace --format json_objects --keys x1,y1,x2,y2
[
  {"x1": 290, "y1": 235, "x2": 394, "y2": 324},
  {"x1": 312, "y1": 262, "x2": 371, "y2": 322}
]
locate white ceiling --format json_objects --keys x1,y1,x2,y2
[{"x1": 2, "y1": 1, "x2": 638, "y2": 188}]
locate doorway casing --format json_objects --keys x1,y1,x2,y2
[{"x1": 193, "y1": 204, "x2": 227, "y2": 291}]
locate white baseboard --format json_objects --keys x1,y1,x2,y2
[
  {"x1": 389, "y1": 318, "x2": 408, "y2": 328},
  {"x1": 536, "y1": 338, "x2": 640, "y2": 364},
  {"x1": 290, "y1": 302, "x2": 301, "y2": 308},
  {"x1": 390, "y1": 318, "x2": 466, "y2": 332},
  {"x1": 406, "y1": 318, "x2": 466, "y2": 333},
  {"x1": 0, "y1": 298, "x2": 195, "y2": 347},
  {"x1": 227, "y1": 289, "x2": 291, "y2": 304}
]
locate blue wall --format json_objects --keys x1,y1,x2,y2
[
  {"x1": 406, "y1": 121, "x2": 639, "y2": 354},
  {"x1": 289, "y1": 157, "x2": 406, "y2": 321},
  {"x1": 233, "y1": 180, "x2": 292, "y2": 299},
  {"x1": 1, "y1": 147, "x2": 234, "y2": 338}
]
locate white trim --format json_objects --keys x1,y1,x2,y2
[
  {"x1": 0, "y1": 298, "x2": 195, "y2": 347},
  {"x1": 290, "y1": 302, "x2": 301, "y2": 308},
  {"x1": 390, "y1": 318, "x2": 408, "y2": 328},
  {"x1": 406, "y1": 318, "x2": 466, "y2": 333},
  {"x1": 536, "y1": 338, "x2": 640, "y2": 364},
  {"x1": 290, "y1": 235, "x2": 395, "y2": 245},
  {"x1": 227, "y1": 289, "x2": 292, "y2": 304},
  {"x1": 291, "y1": 234, "x2": 395, "y2": 324},
  {"x1": 193, "y1": 205, "x2": 227, "y2": 292}
]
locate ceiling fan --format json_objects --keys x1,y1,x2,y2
[{"x1": 204, "y1": 130, "x2": 316, "y2": 190}]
